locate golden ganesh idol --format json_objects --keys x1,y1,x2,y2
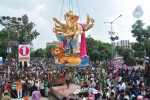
[{"x1": 52, "y1": 11, "x2": 94, "y2": 66}]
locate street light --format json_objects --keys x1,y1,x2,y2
[
  {"x1": 0, "y1": 15, "x2": 28, "y2": 80},
  {"x1": 104, "y1": 14, "x2": 122, "y2": 62}
]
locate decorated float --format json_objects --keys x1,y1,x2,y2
[
  {"x1": 49, "y1": 0, "x2": 96, "y2": 99},
  {"x1": 51, "y1": 11, "x2": 94, "y2": 67}
]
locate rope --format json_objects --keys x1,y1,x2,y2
[
  {"x1": 71, "y1": 0, "x2": 73, "y2": 12},
  {"x1": 76, "y1": 0, "x2": 82, "y2": 23},
  {"x1": 60, "y1": 0, "x2": 65, "y2": 21},
  {"x1": 69, "y1": 0, "x2": 71, "y2": 11}
]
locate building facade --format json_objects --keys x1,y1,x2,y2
[
  {"x1": 113, "y1": 40, "x2": 135, "y2": 59},
  {"x1": 46, "y1": 41, "x2": 58, "y2": 47},
  {"x1": 113, "y1": 40, "x2": 131, "y2": 49}
]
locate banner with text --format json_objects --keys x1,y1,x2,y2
[{"x1": 18, "y1": 45, "x2": 30, "y2": 62}]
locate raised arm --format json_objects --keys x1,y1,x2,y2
[
  {"x1": 86, "y1": 14, "x2": 91, "y2": 27},
  {"x1": 53, "y1": 17, "x2": 65, "y2": 27},
  {"x1": 84, "y1": 14, "x2": 94, "y2": 31}
]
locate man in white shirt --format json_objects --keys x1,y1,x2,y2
[
  {"x1": 122, "y1": 81, "x2": 126, "y2": 90},
  {"x1": 39, "y1": 80, "x2": 44, "y2": 97},
  {"x1": 35, "y1": 80, "x2": 40, "y2": 90},
  {"x1": 118, "y1": 81, "x2": 126, "y2": 91},
  {"x1": 137, "y1": 92, "x2": 143, "y2": 100},
  {"x1": 118, "y1": 76, "x2": 122, "y2": 82},
  {"x1": 105, "y1": 88, "x2": 110, "y2": 98}
]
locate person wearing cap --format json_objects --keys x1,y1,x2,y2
[{"x1": 1, "y1": 90, "x2": 11, "y2": 100}]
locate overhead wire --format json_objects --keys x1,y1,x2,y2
[
  {"x1": 60, "y1": 0, "x2": 64, "y2": 21},
  {"x1": 113, "y1": 23, "x2": 132, "y2": 29},
  {"x1": 71, "y1": 0, "x2": 73, "y2": 12},
  {"x1": 76, "y1": 0, "x2": 82, "y2": 23},
  {"x1": 69, "y1": 0, "x2": 71, "y2": 11},
  {"x1": 60, "y1": 0, "x2": 82, "y2": 23}
]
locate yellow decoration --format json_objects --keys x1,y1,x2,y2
[
  {"x1": 51, "y1": 46, "x2": 81, "y2": 66},
  {"x1": 53, "y1": 11, "x2": 94, "y2": 54},
  {"x1": 52, "y1": 11, "x2": 94, "y2": 66}
]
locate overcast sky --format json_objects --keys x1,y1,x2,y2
[{"x1": 0, "y1": 0, "x2": 150, "y2": 50}]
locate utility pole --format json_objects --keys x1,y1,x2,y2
[{"x1": 104, "y1": 14, "x2": 122, "y2": 63}]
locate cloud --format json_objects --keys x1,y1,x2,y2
[{"x1": 0, "y1": 0, "x2": 150, "y2": 50}]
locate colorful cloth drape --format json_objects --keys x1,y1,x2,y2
[{"x1": 80, "y1": 24, "x2": 87, "y2": 58}]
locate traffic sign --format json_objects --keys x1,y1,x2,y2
[
  {"x1": 18, "y1": 45, "x2": 30, "y2": 62},
  {"x1": 19, "y1": 46, "x2": 30, "y2": 56}
]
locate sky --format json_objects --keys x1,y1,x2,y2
[{"x1": 0, "y1": 0, "x2": 150, "y2": 50}]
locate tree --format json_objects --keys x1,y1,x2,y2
[
  {"x1": 131, "y1": 20, "x2": 150, "y2": 57},
  {"x1": 0, "y1": 29, "x2": 9, "y2": 59},
  {"x1": 0, "y1": 22, "x2": 40, "y2": 59},
  {"x1": 34, "y1": 48, "x2": 45, "y2": 57},
  {"x1": 30, "y1": 50, "x2": 36, "y2": 59},
  {"x1": 86, "y1": 35, "x2": 112, "y2": 61},
  {"x1": 116, "y1": 46, "x2": 136, "y2": 66},
  {"x1": 18, "y1": 22, "x2": 40, "y2": 44},
  {"x1": 45, "y1": 45, "x2": 56, "y2": 59}
]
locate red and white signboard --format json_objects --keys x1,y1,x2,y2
[{"x1": 18, "y1": 45, "x2": 30, "y2": 62}]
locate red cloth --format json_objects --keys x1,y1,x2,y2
[
  {"x1": 94, "y1": 85, "x2": 100, "y2": 91},
  {"x1": 4, "y1": 84, "x2": 10, "y2": 90},
  {"x1": 137, "y1": 99, "x2": 142, "y2": 100},
  {"x1": 24, "y1": 97, "x2": 29, "y2": 100},
  {"x1": 88, "y1": 93, "x2": 95, "y2": 100},
  {"x1": 62, "y1": 41, "x2": 66, "y2": 48},
  {"x1": 115, "y1": 71, "x2": 119, "y2": 78},
  {"x1": 80, "y1": 24, "x2": 87, "y2": 58}
]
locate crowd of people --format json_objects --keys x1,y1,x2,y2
[
  {"x1": 0, "y1": 58, "x2": 51, "y2": 100},
  {"x1": 70, "y1": 61, "x2": 150, "y2": 100},
  {"x1": 0, "y1": 58, "x2": 150, "y2": 100}
]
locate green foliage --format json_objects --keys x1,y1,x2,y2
[
  {"x1": 18, "y1": 22, "x2": 40, "y2": 44},
  {"x1": 34, "y1": 48, "x2": 45, "y2": 57},
  {"x1": 0, "y1": 21, "x2": 40, "y2": 59},
  {"x1": 0, "y1": 30, "x2": 9, "y2": 58},
  {"x1": 45, "y1": 45, "x2": 56, "y2": 59},
  {"x1": 86, "y1": 35, "x2": 112, "y2": 61},
  {"x1": 99, "y1": 63, "x2": 106, "y2": 92},
  {"x1": 131, "y1": 20, "x2": 150, "y2": 57},
  {"x1": 113, "y1": 20, "x2": 150, "y2": 66},
  {"x1": 30, "y1": 51, "x2": 36, "y2": 59},
  {"x1": 116, "y1": 46, "x2": 136, "y2": 66},
  {"x1": 30, "y1": 45, "x2": 56, "y2": 59}
]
